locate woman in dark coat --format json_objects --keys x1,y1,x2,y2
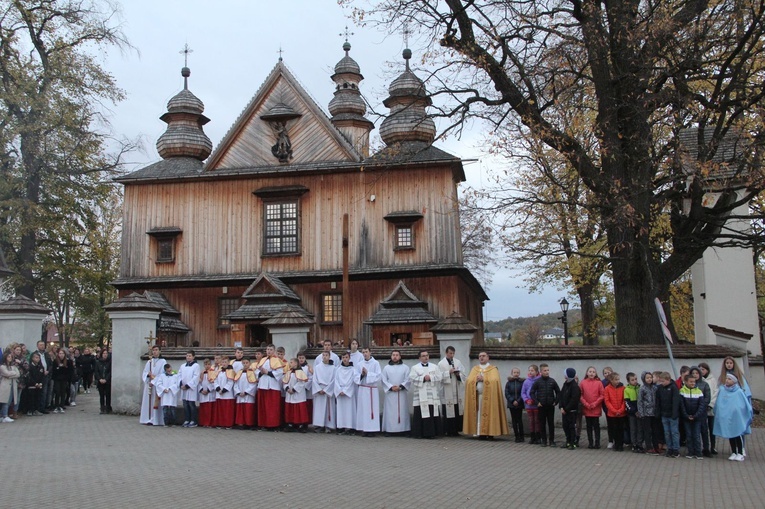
[{"x1": 94, "y1": 349, "x2": 112, "y2": 414}]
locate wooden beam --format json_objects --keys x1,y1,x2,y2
[{"x1": 342, "y1": 213, "x2": 350, "y2": 347}]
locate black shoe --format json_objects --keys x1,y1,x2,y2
[
  {"x1": 540, "y1": 442, "x2": 547, "y2": 447},
  {"x1": 549, "y1": 441, "x2": 557, "y2": 448},
  {"x1": 560, "y1": 443, "x2": 569, "y2": 449},
  {"x1": 702, "y1": 450, "x2": 712, "y2": 458},
  {"x1": 711, "y1": 449, "x2": 718, "y2": 455}
]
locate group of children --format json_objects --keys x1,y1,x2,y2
[
  {"x1": 152, "y1": 345, "x2": 314, "y2": 432},
  {"x1": 504, "y1": 356, "x2": 754, "y2": 461}
]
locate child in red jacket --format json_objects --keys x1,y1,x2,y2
[
  {"x1": 604, "y1": 372, "x2": 627, "y2": 451},
  {"x1": 579, "y1": 366, "x2": 604, "y2": 449}
]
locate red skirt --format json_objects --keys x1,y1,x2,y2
[
  {"x1": 257, "y1": 389, "x2": 282, "y2": 428},
  {"x1": 234, "y1": 402, "x2": 256, "y2": 426},
  {"x1": 198, "y1": 401, "x2": 215, "y2": 427},
  {"x1": 284, "y1": 401, "x2": 310, "y2": 425},
  {"x1": 215, "y1": 399, "x2": 235, "y2": 428}
]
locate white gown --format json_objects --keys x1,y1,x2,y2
[
  {"x1": 382, "y1": 362, "x2": 411, "y2": 433},
  {"x1": 140, "y1": 357, "x2": 166, "y2": 425},
  {"x1": 354, "y1": 357, "x2": 382, "y2": 432}
]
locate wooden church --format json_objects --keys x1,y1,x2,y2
[{"x1": 112, "y1": 42, "x2": 487, "y2": 348}]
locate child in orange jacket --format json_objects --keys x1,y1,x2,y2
[{"x1": 604, "y1": 372, "x2": 627, "y2": 452}]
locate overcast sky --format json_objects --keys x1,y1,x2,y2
[{"x1": 104, "y1": 0, "x2": 564, "y2": 320}]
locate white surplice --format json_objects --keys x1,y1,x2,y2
[
  {"x1": 198, "y1": 369, "x2": 217, "y2": 404},
  {"x1": 152, "y1": 372, "x2": 180, "y2": 407},
  {"x1": 382, "y1": 362, "x2": 411, "y2": 432},
  {"x1": 285, "y1": 371, "x2": 307, "y2": 405},
  {"x1": 179, "y1": 361, "x2": 201, "y2": 403},
  {"x1": 312, "y1": 361, "x2": 336, "y2": 429},
  {"x1": 409, "y1": 362, "x2": 443, "y2": 418},
  {"x1": 354, "y1": 357, "x2": 381, "y2": 432},
  {"x1": 299, "y1": 362, "x2": 313, "y2": 401},
  {"x1": 334, "y1": 363, "x2": 357, "y2": 429},
  {"x1": 215, "y1": 369, "x2": 235, "y2": 401},
  {"x1": 234, "y1": 371, "x2": 257, "y2": 404},
  {"x1": 349, "y1": 350, "x2": 364, "y2": 367},
  {"x1": 140, "y1": 357, "x2": 166, "y2": 425},
  {"x1": 438, "y1": 357, "x2": 466, "y2": 418}
]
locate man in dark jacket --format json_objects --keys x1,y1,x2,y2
[
  {"x1": 531, "y1": 363, "x2": 560, "y2": 447},
  {"x1": 559, "y1": 368, "x2": 581, "y2": 449},
  {"x1": 655, "y1": 372, "x2": 681, "y2": 458}
]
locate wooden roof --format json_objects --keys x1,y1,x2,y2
[
  {"x1": 365, "y1": 281, "x2": 438, "y2": 325},
  {"x1": 206, "y1": 61, "x2": 361, "y2": 169}
]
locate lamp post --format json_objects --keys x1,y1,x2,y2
[
  {"x1": 559, "y1": 297, "x2": 569, "y2": 346},
  {"x1": 611, "y1": 325, "x2": 616, "y2": 345}
]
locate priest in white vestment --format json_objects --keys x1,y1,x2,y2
[
  {"x1": 354, "y1": 348, "x2": 381, "y2": 435},
  {"x1": 382, "y1": 350, "x2": 411, "y2": 434},
  {"x1": 140, "y1": 345, "x2": 166, "y2": 425},
  {"x1": 438, "y1": 346, "x2": 467, "y2": 436},
  {"x1": 312, "y1": 351, "x2": 336, "y2": 432},
  {"x1": 409, "y1": 350, "x2": 443, "y2": 438},
  {"x1": 334, "y1": 351, "x2": 356, "y2": 434}
]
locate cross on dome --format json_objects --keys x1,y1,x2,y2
[{"x1": 179, "y1": 43, "x2": 193, "y2": 89}]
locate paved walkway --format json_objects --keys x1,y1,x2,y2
[{"x1": 1, "y1": 392, "x2": 763, "y2": 508}]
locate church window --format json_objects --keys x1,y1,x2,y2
[
  {"x1": 147, "y1": 227, "x2": 182, "y2": 264},
  {"x1": 264, "y1": 201, "x2": 299, "y2": 255},
  {"x1": 321, "y1": 293, "x2": 342, "y2": 324},
  {"x1": 384, "y1": 211, "x2": 423, "y2": 252},
  {"x1": 157, "y1": 238, "x2": 175, "y2": 262},
  {"x1": 395, "y1": 225, "x2": 414, "y2": 249},
  {"x1": 218, "y1": 297, "x2": 240, "y2": 328},
  {"x1": 253, "y1": 185, "x2": 308, "y2": 257}
]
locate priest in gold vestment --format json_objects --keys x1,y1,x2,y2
[{"x1": 463, "y1": 352, "x2": 509, "y2": 439}]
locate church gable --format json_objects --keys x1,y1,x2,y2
[{"x1": 206, "y1": 62, "x2": 360, "y2": 170}]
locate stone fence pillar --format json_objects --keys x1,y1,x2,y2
[
  {"x1": 0, "y1": 295, "x2": 51, "y2": 346},
  {"x1": 105, "y1": 293, "x2": 163, "y2": 414}
]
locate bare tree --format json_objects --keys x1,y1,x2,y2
[{"x1": 460, "y1": 189, "x2": 496, "y2": 290}]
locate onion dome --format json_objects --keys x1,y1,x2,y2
[
  {"x1": 328, "y1": 41, "x2": 374, "y2": 157},
  {"x1": 333, "y1": 41, "x2": 361, "y2": 75},
  {"x1": 329, "y1": 41, "x2": 371, "y2": 123},
  {"x1": 156, "y1": 66, "x2": 213, "y2": 160},
  {"x1": 379, "y1": 48, "x2": 436, "y2": 146}
]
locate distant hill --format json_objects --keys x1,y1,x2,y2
[{"x1": 486, "y1": 309, "x2": 583, "y2": 338}]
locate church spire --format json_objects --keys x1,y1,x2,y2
[
  {"x1": 156, "y1": 45, "x2": 213, "y2": 161},
  {"x1": 328, "y1": 30, "x2": 374, "y2": 158}
]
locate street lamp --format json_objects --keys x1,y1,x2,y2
[
  {"x1": 559, "y1": 297, "x2": 569, "y2": 346},
  {"x1": 611, "y1": 325, "x2": 616, "y2": 345}
]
